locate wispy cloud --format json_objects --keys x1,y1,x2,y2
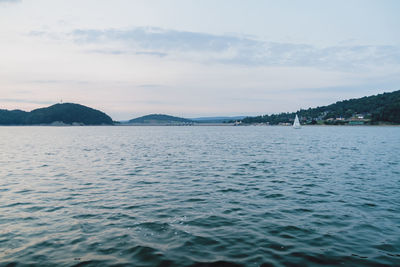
[
  {"x1": 65, "y1": 27, "x2": 400, "y2": 71},
  {"x1": 135, "y1": 51, "x2": 167, "y2": 57},
  {"x1": 27, "y1": 30, "x2": 63, "y2": 40},
  {"x1": 0, "y1": 98, "x2": 54, "y2": 105},
  {"x1": 0, "y1": 0, "x2": 21, "y2": 3},
  {"x1": 29, "y1": 79, "x2": 90, "y2": 85},
  {"x1": 138, "y1": 84, "x2": 164, "y2": 88},
  {"x1": 71, "y1": 27, "x2": 248, "y2": 52},
  {"x1": 85, "y1": 49, "x2": 168, "y2": 57}
]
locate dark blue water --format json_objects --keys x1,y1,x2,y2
[{"x1": 1, "y1": 126, "x2": 399, "y2": 266}]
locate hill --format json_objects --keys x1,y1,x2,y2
[
  {"x1": 242, "y1": 90, "x2": 400, "y2": 125},
  {"x1": 128, "y1": 114, "x2": 194, "y2": 124},
  {"x1": 0, "y1": 103, "x2": 113, "y2": 125}
]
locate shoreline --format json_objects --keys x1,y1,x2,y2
[{"x1": 1, "y1": 124, "x2": 399, "y2": 127}]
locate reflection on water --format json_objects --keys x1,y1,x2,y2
[{"x1": 0, "y1": 126, "x2": 399, "y2": 266}]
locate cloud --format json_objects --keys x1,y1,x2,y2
[
  {"x1": 30, "y1": 79, "x2": 90, "y2": 85},
  {"x1": 0, "y1": 0, "x2": 21, "y2": 4},
  {"x1": 84, "y1": 49, "x2": 167, "y2": 57},
  {"x1": 135, "y1": 51, "x2": 167, "y2": 57},
  {"x1": 0, "y1": 98, "x2": 54, "y2": 105},
  {"x1": 138, "y1": 84, "x2": 164, "y2": 88},
  {"x1": 71, "y1": 27, "x2": 250, "y2": 52},
  {"x1": 66, "y1": 27, "x2": 400, "y2": 71}
]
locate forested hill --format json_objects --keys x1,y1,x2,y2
[
  {"x1": 128, "y1": 114, "x2": 193, "y2": 124},
  {"x1": 242, "y1": 90, "x2": 400, "y2": 125},
  {"x1": 0, "y1": 103, "x2": 113, "y2": 125}
]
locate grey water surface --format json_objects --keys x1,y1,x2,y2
[{"x1": 0, "y1": 126, "x2": 399, "y2": 266}]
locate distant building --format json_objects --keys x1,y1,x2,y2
[
  {"x1": 348, "y1": 114, "x2": 370, "y2": 125},
  {"x1": 356, "y1": 114, "x2": 364, "y2": 119}
]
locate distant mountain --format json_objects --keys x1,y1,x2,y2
[
  {"x1": 128, "y1": 114, "x2": 194, "y2": 124},
  {"x1": 0, "y1": 103, "x2": 113, "y2": 125},
  {"x1": 191, "y1": 116, "x2": 246, "y2": 123},
  {"x1": 242, "y1": 90, "x2": 400, "y2": 125}
]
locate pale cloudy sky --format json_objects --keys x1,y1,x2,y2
[{"x1": 0, "y1": 0, "x2": 399, "y2": 120}]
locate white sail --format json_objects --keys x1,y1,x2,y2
[{"x1": 293, "y1": 114, "x2": 301, "y2": 129}]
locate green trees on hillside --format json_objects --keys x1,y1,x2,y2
[
  {"x1": 242, "y1": 90, "x2": 400, "y2": 124},
  {"x1": 129, "y1": 114, "x2": 193, "y2": 124},
  {"x1": 0, "y1": 110, "x2": 27, "y2": 125},
  {"x1": 0, "y1": 103, "x2": 113, "y2": 125}
]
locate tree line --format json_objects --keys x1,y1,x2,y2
[{"x1": 241, "y1": 90, "x2": 400, "y2": 124}]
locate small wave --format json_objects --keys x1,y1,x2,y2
[
  {"x1": 3, "y1": 202, "x2": 32, "y2": 208},
  {"x1": 188, "y1": 261, "x2": 244, "y2": 267}
]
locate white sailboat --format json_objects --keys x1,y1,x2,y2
[{"x1": 293, "y1": 114, "x2": 301, "y2": 129}]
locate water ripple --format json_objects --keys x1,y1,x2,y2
[{"x1": 0, "y1": 126, "x2": 399, "y2": 266}]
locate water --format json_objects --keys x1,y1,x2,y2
[{"x1": 0, "y1": 126, "x2": 399, "y2": 266}]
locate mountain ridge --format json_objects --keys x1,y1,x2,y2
[
  {"x1": 1, "y1": 90, "x2": 399, "y2": 125},
  {"x1": 127, "y1": 114, "x2": 194, "y2": 124}
]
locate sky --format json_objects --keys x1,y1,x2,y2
[{"x1": 0, "y1": 0, "x2": 399, "y2": 120}]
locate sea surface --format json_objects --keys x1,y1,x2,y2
[{"x1": 0, "y1": 126, "x2": 399, "y2": 267}]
